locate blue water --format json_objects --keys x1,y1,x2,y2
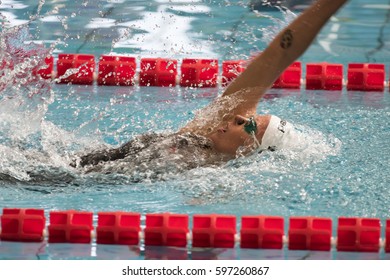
[{"x1": 0, "y1": 0, "x2": 390, "y2": 259}]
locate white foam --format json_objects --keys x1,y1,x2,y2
[
  {"x1": 230, "y1": 122, "x2": 342, "y2": 176},
  {"x1": 0, "y1": 11, "x2": 29, "y2": 26},
  {"x1": 22, "y1": 38, "x2": 57, "y2": 47},
  {"x1": 85, "y1": 18, "x2": 116, "y2": 29},
  {"x1": 114, "y1": 5, "x2": 216, "y2": 56},
  {"x1": 363, "y1": 4, "x2": 390, "y2": 9},
  {"x1": 0, "y1": 0, "x2": 28, "y2": 9},
  {"x1": 318, "y1": 18, "x2": 340, "y2": 55},
  {"x1": 0, "y1": 144, "x2": 32, "y2": 181},
  {"x1": 40, "y1": 15, "x2": 64, "y2": 23},
  {"x1": 106, "y1": 0, "x2": 126, "y2": 3},
  {"x1": 169, "y1": 5, "x2": 211, "y2": 13},
  {"x1": 155, "y1": 0, "x2": 202, "y2": 3}
]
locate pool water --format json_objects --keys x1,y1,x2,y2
[{"x1": 1, "y1": 0, "x2": 390, "y2": 259}]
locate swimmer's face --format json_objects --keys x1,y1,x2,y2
[{"x1": 208, "y1": 115, "x2": 261, "y2": 156}]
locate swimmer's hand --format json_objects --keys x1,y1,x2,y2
[
  {"x1": 69, "y1": 138, "x2": 141, "y2": 168},
  {"x1": 69, "y1": 149, "x2": 122, "y2": 167},
  {"x1": 70, "y1": 133, "x2": 163, "y2": 168}
]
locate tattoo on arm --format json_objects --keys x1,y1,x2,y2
[{"x1": 280, "y1": 29, "x2": 293, "y2": 49}]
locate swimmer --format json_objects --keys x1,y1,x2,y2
[{"x1": 74, "y1": 0, "x2": 348, "y2": 177}]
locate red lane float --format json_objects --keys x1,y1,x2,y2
[
  {"x1": 0, "y1": 58, "x2": 13, "y2": 72},
  {"x1": 37, "y1": 56, "x2": 54, "y2": 79},
  {"x1": 56, "y1": 54, "x2": 95, "y2": 85},
  {"x1": 222, "y1": 60, "x2": 246, "y2": 87},
  {"x1": 98, "y1": 55, "x2": 136, "y2": 86},
  {"x1": 144, "y1": 213, "x2": 189, "y2": 247},
  {"x1": 0, "y1": 208, "x2": 45, "y2": 242},
  {"x1": 48, "y1": 210, "x2": 93, "y2": 243},
  {"x1": 347, "y1": 63, "x2": 385, "y2": 92},
  {"x1": 2, "y1": 208, "x2": 390, "y2": 253},
  {"x1": 192, "y1": 214, "x2": 236, "y2": 248},
  {"x1": 337, "y1": 217, "x2": 381, "y2": 252},
  {"x1": 6, "y1": 53, "x2": 390, "y2": 91},
  {"x1": 180, "y1": 58, "x2": 218, "y2": 88},
  {"x1": 96, "y1": 212, "x2": 140, "y2": 245},
  {"x1": 288, "y1": 217, "x2": 332, "y2": 251},
  {"x1": 0, "y1": 60, "x2": 12, "y2": 91},
  {"x1": 306, "y1": 62, "x2": 343, "y2": 90},
  {"x1": 240, "y1": 215, "x2": 284, "y2": 249},
  {"x1": 272, "y1": 61, "x2": 301, "y2": 89},
  {"x1": 140, "y1": 58, "x2": 178, "y2": 87}
]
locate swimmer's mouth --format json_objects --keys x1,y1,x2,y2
[{"x1": 217, "y1": 124, "x2": 228, "y2": 133}]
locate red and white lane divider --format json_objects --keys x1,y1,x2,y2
[
  {"x1": 7, "y1": 53, "x2": 389, "y2": 91},
  {"x1": 1, "y1": 208, "x2": 389, "y2": 252}
]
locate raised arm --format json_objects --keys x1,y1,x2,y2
[
  {"x1": 222, "y1": 0, "x2": 348, "y2": 100},
  {"x1": 180, "y1": 0, "x2": 348, "y2": 136}
]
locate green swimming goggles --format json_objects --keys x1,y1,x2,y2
[{"x1": 244, "y1": 117, "x2": 258, "y2": 135}]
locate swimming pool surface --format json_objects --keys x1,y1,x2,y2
[{"x1": 0, "y1": 0, "x2": 390, "y2": 259}]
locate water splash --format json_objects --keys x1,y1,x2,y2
[
  {"x1": 256, "y1": 6, "x2": 297, "y2": 45},
  {"x1": 0, "y1": 25, "x2": 77, "y2": 184},
  {"x1": 0, "y1": 1, "x2": 336, "y2": 188},
  {"x1": 0, "y1": 26, "x2": 50, "y2": 93}
]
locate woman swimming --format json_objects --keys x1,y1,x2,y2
[{"x1": 73, "y1": 0, "x2": 348, "y2": 178}]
